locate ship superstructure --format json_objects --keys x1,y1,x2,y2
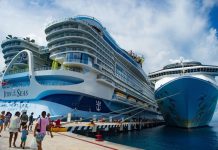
[
  {"x1": 0, "y1": 16, "x2": 159, "y2": 120},
  {"x1": 149, "y1": 61, "x2": 218, "y2": 127},
  {"x1": 1, "y1": 35, "x2": 50, "y2": 67}
]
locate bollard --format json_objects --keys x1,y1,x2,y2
[{"x1": 96, "y1": 131, "x2": 103, "y2": 141}]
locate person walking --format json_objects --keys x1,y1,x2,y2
[
  {"x1": 46, "y1": 113, "x2": 53, "y2": 137},
  {"x1": 34, "y1": 111, "x2": 53, "y2": 150},
  {"x1": 20, "y1": 125, "x2": 28, "y2": 149},
  {"x1": 0, "y1": 111, "x2": 5, "y2": 137},
  {"x1": 20, "y1": 111, "x2": 28, "y2": 129},
  {"x1": 4, "y1": 111, "x2": 12, "y2": 130},
  {"x1": 28, "y1": 112, "x2": 34, "y2": 131},
  {"x1": 8, "y1": 111, "x2": 21, "y2": 147}
]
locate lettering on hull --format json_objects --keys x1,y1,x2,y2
[
  {"x1": 0, "y1": 101, "x2": 30, "y2": 112},
  {"x1": 3, "y1": 89, "x2": 28, "y2": 98}
]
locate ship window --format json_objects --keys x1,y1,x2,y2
[
  {"x1": 200, "y1": 68, "x2": 203, "y2": 72},
  {"x1": 66, "y1": 52, "x2": 93, "y2": 66}
]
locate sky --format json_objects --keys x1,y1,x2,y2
[{"x1": 0, "y1": 0, "x2": 218, "y2": 120}]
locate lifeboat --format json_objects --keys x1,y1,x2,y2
[
  {"x1": 115, "y1": 91, "x2": 126, "y2": 99},
  {"x1": 127, "y1": 96, "x2": 136, "y2": 103}
]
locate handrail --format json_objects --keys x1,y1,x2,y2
[
  {"x1": 5, "y1": 68, "x2": 29, "y2": 75},
  {"x1": 1, "y1": 37, "x2": 39, "y2": 46},
  {"x1": 149, "y1": 66, "x2": 218, "y2": 79}
]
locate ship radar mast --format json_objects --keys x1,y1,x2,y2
[{"x1": 180, "y1": 57, "x2": 185, "y2": 75}]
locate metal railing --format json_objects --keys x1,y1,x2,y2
[
  {"x1": 5, "y1": 68, "x2": 29, "y2": 75},
  {"x1": 97, "y1": 74, "x2": 114, "y2": 84},
  {"x1": 34, "y1": 67, "x2": 51, "y2": 71}
]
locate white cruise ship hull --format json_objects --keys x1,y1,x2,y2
[{"x1": 0, "y1": 70, "x2": 157, "y2": 120}]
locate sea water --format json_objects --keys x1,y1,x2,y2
[{"x1": 104, "y1": 121, "x2": 218, "y2": 150}]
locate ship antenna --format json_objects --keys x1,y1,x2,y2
[{"x1": 180, "y1": 57, "x2": 185, "y2": 75}]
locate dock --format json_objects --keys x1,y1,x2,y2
[
  {"x1": 0, "y1": 130, "x2": 141, "y2": 150},
  {"x1": 0, "y1": 121, "x2": 164, "y2": 150},
  {"x1": 63, "y1": 121, "x2": 165, "y2": 134}
]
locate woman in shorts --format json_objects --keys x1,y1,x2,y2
[
  {"x1": 8, "y1": 111, "x2": 21, "y2": 147},
  {"x1": 4, "y1": 112, "x2": 12, "y2": 130},
  {"x1": 34, "y1": 111, "x2": 53, "y2": 150}
]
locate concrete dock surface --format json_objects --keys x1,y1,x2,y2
[{"x1": 0, "y1": 129, "x2": 142, "y2": 150}]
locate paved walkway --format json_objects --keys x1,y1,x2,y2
[{"x1": 0, "y1": 129, "x2": 142, "y2": 150}]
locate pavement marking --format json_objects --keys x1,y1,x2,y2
[{"x1": 57, "y1": 132, "x2": 118, "y2": 150}]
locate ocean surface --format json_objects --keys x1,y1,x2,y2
[{"x1": 103, "y1": 121, "x2": 218, "y2": 150}]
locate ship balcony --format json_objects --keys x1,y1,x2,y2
[
  {"x1": 115, "y1": 92, "x2": 127, "y2": 98},
  {"x1": 2, "y1": 45, "x2": 25, "y2": 53},
  {"x1": 14, "y1": 63, "x2": 29, "y2": 68},
  {"x1": 47, "y1": 35, "x2": 94, "y2": 46},
  {"x1": 48, "y1": 43, "x2": 96, "y2": 54},
  {"x1": 96, "y1": 74, "x2": 115, "y2": 87},
  {"x1": 127, "y1": 96, "x2": 137, "y2": 103},
  {"x1": 115, "y1": 96, "x2": 128, "y2": 103},
  {"x1": 4, "y1": 50, "x2": 20, "y2": 57},
  {"x1": 3, "y1": 69, "x2": 29, "y2": 80},
  {"x1": 63, "y1": 59, "x2": 101, "y2": 73},
  {"x1": 55, "y1": 56, "x2": 65, "y2": 64}
]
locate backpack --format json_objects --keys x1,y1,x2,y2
[{"x1": 21, "y1": 114, "x2": 28, "y2": 123}]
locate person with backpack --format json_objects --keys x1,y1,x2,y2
[
  {"x1": 34, "y1": 111, "x2": 53, "y2": 150},
  {"x1": 20, "y1": 111, "x2": 28, "y2": 130}
]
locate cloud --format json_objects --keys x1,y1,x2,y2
[
  {"x1": 0, "y1": 0, "x2": 217, "y2": 71},
  {"x1": 52, "y1": 0, "x2": 218, "y2": 72}
]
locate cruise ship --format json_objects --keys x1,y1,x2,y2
[
  {"x1": 0, "y1": 16, "x2": 159, "y2": 120},
  {"x1": 149, "y1": 61, "x2": 218, "y2": 128}
]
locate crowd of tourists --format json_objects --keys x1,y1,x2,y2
[{"x1": 0, "y1": 110, "x2": 54, "y2": 150}]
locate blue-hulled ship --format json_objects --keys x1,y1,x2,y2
[{"x1": 149, "y1": 61, "x2": 218, "y2": 128}]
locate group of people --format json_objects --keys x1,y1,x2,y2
[{"x1": 0, "y1": 110, "x2": 53, "y2": 150}]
